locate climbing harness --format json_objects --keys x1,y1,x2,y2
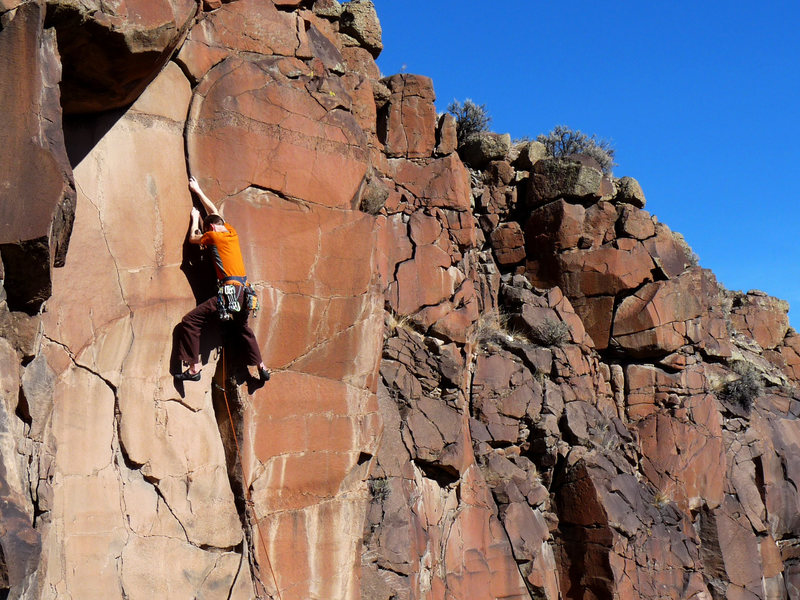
[
  {"x1": 220, "y1": 351, "x2": 282, "y2": 600},
  {"x1": 217, "y1": 285, "x2": 240, "y2": 320},
  {"x1": 217, "y1": 276, "x2": 259, "y2": 320}
]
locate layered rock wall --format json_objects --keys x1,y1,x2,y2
[{"x1": 2, "y1": 1, "x2": 800, "y2": 599}]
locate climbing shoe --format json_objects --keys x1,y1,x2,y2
[
  {"x1": 258, "y1": 366, "x2": 271, "y2": 382},
  {"x1": 174, "y1": 369, "x2": 201, "y2": 382}
]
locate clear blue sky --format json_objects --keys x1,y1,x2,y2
[{"x1": 373, "y1": 1, "x2": 800, "y2": 326}]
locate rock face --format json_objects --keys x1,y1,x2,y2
[
  {"x1": 2, "y1": 2, "x2": 800, "y2": 600},
  {"x1": 0, "y1": 2, "x2": 75, "y2": 313},
  {"x1": 46, "y1": 0, "x2": 196, "y2": 112}
]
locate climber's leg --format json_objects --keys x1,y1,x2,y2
[
  {"x1": 232, "y1": 301, "x2": 270, "y2": 381},
  {"x1": 176, "y1": 296, "x2": 218, "y2": 378}
]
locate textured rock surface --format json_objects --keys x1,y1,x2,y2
[
  {"x1": 0, "y1": 2, "x2": 75, "y2": 313},
  {"x1": 378, "y1": 74, "x2": 437, "y2": 158},
  {"x1": 2, "y1": 2, "x2": 800, "y2": 600},
  {"x1": 46, "y1": 0, "x2": 196, "y2": 112}
]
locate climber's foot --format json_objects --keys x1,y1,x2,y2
[
  {"x1": 258, "y1": 366, "x2": 271, "y2": 382},
  {"x1": 174, "y1": 368, "x2": 201, "y2": 382}
]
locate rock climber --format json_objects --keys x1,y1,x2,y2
[{"x1": 174, "y1": 176, "x2": 270, "y2": 382}]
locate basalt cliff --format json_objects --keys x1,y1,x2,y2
[{"x1": 1, "y1": 1, "x2": 800, "y2": 599}]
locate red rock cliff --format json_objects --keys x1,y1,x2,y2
[{"x1": 1, "y1": 1, "x2": 799, "y2": 599}]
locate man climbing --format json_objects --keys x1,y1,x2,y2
[{"x1": 174, "y1": 176, "x2": 270, "y2": 382}]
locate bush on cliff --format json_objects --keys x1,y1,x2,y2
[
  {"x1": 530, "y1": 318, "x2": 571, "y2": 347},
  {"x1": 447, "y1": 99, "x2": 491, "y2": 146},
  {"x1": 720, "y1": 361, "x2": 763, "y2": 412},
  {"x1": 537, "y1": 125, "x2": 616, "y2": 174},
  {"x1": 472, "y1": 311, "x2": 528, "y2": 347}
]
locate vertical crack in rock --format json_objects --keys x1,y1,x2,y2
[{"x1": 210, "y1": 361, "x2": 264, "y2": 596}]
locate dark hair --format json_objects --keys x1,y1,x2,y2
[{"x1": 203, "y1": 214, "x2": 224, "y2": 231}]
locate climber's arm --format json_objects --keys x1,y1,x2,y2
[
  {"x1": 188, "y1": 176, "x2": 220, "y2": 217},
  {"x1": 188, "y1": 207, "x2": 204, "y2": 244}
]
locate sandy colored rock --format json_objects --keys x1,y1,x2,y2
[
  {"x1": 313, "y1": 0, "x2": 342, "y2": 19},
  {"x1": 34, "y1": 62, "x2": 251, "y2": 597}
]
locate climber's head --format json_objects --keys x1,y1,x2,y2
[{"x1": 203, "y1": 214, "x2": 224, "y2": 232}]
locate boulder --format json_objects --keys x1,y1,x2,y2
[
  {"x1": 47, "y1": 0, "x2": 196, "y2": 112},
  {"x1": 489, "y1": 222, "x2": 526, "y2": 267},
  {"x1": 378, "y1": 74, "x2": 437, "y2": 158},
  {"x1": 548, "y1": 242, "x2": 656, "y2": 298},
  {"x1": 358, "y1": 171, "x2": 390, "y2": 214},
  {"x1": 313, "y1": 0, "x2": 343, "y2": 19},
  {"x1": 514, "y1": 140, "x2": 548, "y2": 170},
  {"x1": 488, "y1": 160, "x2": 515, "y2": 186},
  {"x1": 643, "y1": 225, "x2": 694, "y2": 279},
  {"x1": 458, "y1": 132, "x2": 511, "y2": 167},
  {"x1": 0, "y1": 2, "x2": 75, "y2": 313},
  {"x1": 526, "y1": 199, "x2": 587, "y2": 254},
  {"x1": 529, "y1": 157, "x2": 605, "y2": 205},
  {"x1": 614, "y1": 176, "x2": 646, "y2": 208},
  {"x1": 339, "y1": 0, "x2": 382, "y2": 58}
]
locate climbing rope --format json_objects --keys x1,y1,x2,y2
[{"x1": 220, "y1": 350, "x2": 283, "y2": 600}]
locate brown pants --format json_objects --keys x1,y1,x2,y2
[{"x1": 177, "y1": 287, "x2": 262, "y2": 367}]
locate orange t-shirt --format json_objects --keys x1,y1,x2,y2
[{"x1": 200, "y1": 223, "x2": 247, "y2": 281}]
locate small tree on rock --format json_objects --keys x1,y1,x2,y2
[
  {"x1": 447, "y1": 99, "x2": 491, "y2": 146},
  {"x1": 537, "y1": 125, "x2": 616, "y2": 174}
]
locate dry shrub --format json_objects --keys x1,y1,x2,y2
[
  {"x1": 538, "y1": 125, "x2": 616, "y2": 174},
  {"x1": 530, "y1": 318, "x2": 571, "y2": 347}
]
